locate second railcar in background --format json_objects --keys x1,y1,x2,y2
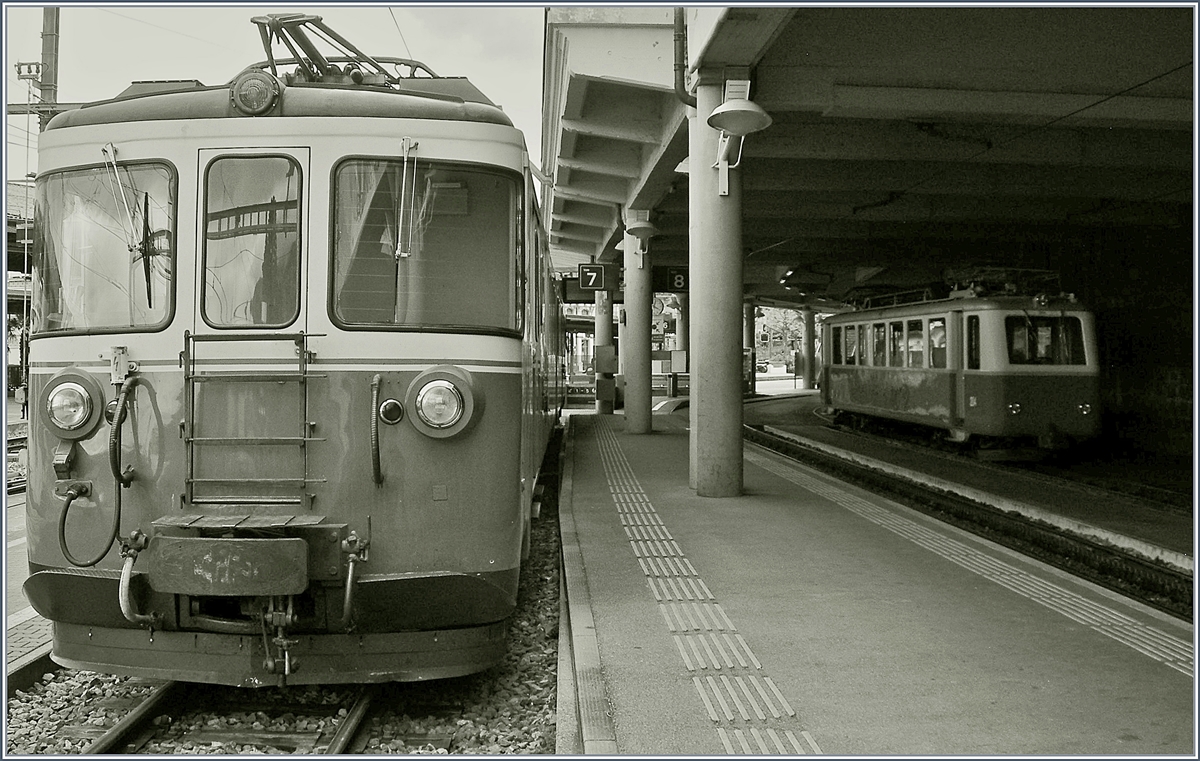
[
  {"x1": 821, "y1": 278, "x2": 1100, "y2": 453},
  {"x1": 23, "y1": 13, "x2": 564, "y2": 687}
]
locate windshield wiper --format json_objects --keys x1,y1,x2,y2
[
  {"x1": 139, "y1": 193, "x2": 153, "y2": 308},
  {"x1": 102, "y1": 142, "x2": 153, "y2": 307}
]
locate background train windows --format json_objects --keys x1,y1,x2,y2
[
  {"x1": 888, "y1": 321, "x2": 904, "y2": 367},
  {"x1": 332, "y1": 159, "x2": 519, "y2": 331},
  {"x1": 929, "y1": 317, "x2": 947, "y2": 368},
  {"x1": 872, "y1": 323, "x2": 886, "y2": 365},
  {"x1": 1005, "y1": 315, "x2": 1086, "y2": 365},
  {"x1": 831, "y1": 326, "x2": 843, "y2": 364},
  {"x1": 33, "y1": 162, "x2": 176, "y2": 334},
  {"x1": 202, "y1": 156, "x2": 301, "y2": 328},
  {"x1": 906, "y1": 319, "x2": 925, "y2": 367},
  {"x1": 845, "y1": 325, "x2": 858, "y2": 365}
]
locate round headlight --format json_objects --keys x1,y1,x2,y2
[
  {"x1": 1007, "y1": 402, "x2": 1022, "y2": 415},
  {"x1": 1078, "y1": 403, "x2": 1093, "y2": 416},
  {"x1": 415, "y1": 380, "x2": 463, "y2": 428},
  {"x1": 230, "y1": 70, "x2": 280, "y2": 115},
  {"x1": 48, "y1": 382, "x2": 92, "y2": 430}
]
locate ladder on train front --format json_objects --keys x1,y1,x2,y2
[{"x1": 182, "y1": 331, "x2": 325, "y2": 509}]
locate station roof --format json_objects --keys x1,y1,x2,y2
[{"x1": 541, "y1": 7, "x2": 1192, "y2": 310}]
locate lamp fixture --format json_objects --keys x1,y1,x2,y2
[
  {"x1": 708, "y1": 79, "x2": 772, "y2": 196},
  {"x1": 623, "y1": 209, "x2": 657, "y2": 267}
]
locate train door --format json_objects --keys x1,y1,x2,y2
[{"x1": 185, "y1": 149, "x2": 313, "y2": 509}]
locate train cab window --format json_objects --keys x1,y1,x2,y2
[
  {"x1": 202, "y1": 156, "x2": 300, "y2": 328},
  {"x1": 32, "y1": 162, "x2": 175, "y2": 333},
  {"x1": 967, "y1": 315, "x2": 980, "y2": 370},
  {"x1": 888, "y1": 321, "x2": 904, "y2": 367},
  {"x1": 831, "y1": 326, "x2": 843, "y2": 364},
  {"x1": 332, "y1": 159, "x2": 518, "y2": 331},
  {"x1": 845, "y1": 325, "x2": 857, "y2": 365},
  {"x1": 906, "y1": 319, "x2": 925, "y2": 368},
  {"x1": 872, "y1": 323, "x2": 886, "y2": 366},
  {"x1": 1005, "y1": 315, "x2": 1086, "y2": 365},
  {"x1": 929, "y1": 317, "x2": 947, "y2": 369}
]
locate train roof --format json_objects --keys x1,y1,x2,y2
[
  {"x1": 824, "y1": 292, "x2": 1090, "y2": 322},
  {"x1": 44, "y1": 74, "x2": 513, "y2": 131}
]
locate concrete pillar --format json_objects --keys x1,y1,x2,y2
[
  {"x1": 675, "y1": 293, "x2": 689, "y2": 359},
  {"x1": 687, "y1": 103, "x2": 701, "y2": 489},
  {"x1": 594, "y1": 290, "x2": 614, "y2": 414},
  {"x1": 690, "y1": 73, "x2": 743, "y2": 497},
  {"x1": 744, "y1": 302, "x2": 756, "y2": 396},
  {"x1": 624, "y1": 231, "x2": 653, "y2": 433},
  {"x1": 802, "y1": 308, "x2": 817, "y2": 390},
  {"x1": 616, "y1": 305, "x2": 626, "y2": 374}
]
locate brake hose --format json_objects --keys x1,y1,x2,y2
[{"x1": 59, "y1": 376, "x2": 136, "y2": 567}]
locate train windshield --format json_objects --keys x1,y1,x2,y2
[
  {"x1": 1005, "y1": 314, "x2": 1086, "y2": 365},
  {"x1": 332, "y1": 159, "x2": 518, "y2": 330},
  {"x1": 32, "y1": 163, "x2": 175, "y2": 334},
  {"x1": 202, "y1": 156, "x2": 301, "y2": 328}
]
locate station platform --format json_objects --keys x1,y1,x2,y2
[{"x1": 554, "y1": 403, "x2": 1192, "y2": 755}]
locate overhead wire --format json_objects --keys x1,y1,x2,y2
[
  {"x1": 387, "y1": 8, "x2": 414, "y2": 59},
  {"x1": 97, "y1": 8, "x2": 239, "y2": 51}
]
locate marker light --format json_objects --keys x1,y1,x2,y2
[
  {"x1": 416, "y1": 380, "x2": 463, "y2": 428},
  {"x1": 48, "y1": 382, "x2": 91, "y2": 430},
  {"x1": 230, "y1": 70, "x2": 280, "y2": 116},
  {"x1": 378, "y1": 398, "x2": 404, "y2": 425}
]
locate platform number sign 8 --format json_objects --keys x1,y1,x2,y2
[{"x1": 669, "y1": 268, "x2": 687, "y2": 291}]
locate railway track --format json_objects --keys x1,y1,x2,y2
[
  {"x1": 743, "y1": 425, "x2": 1193, "y2": 623},
  {"x1": 7, "y1": 431, "x2": 27, "y2": 494},
  {"x1": 825, "y1": 416, "x2": 1193, "y2": 514},
  {"x1": 35, "y1": 679, "x2": 376, "y2": 754}
]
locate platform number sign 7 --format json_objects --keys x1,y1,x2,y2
[{"x1": 579, "y1": 263, "x2": 606, "y2": 290}]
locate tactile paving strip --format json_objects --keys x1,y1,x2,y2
[{"x1": 595, "y1": 417, "x2": 823, "y2": 755}]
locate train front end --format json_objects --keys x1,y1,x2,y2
[{"x1": 22, "y1": 37, "x2": 554, "y2": 686}]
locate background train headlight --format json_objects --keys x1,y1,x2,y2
[
  {"x1": 416, "y1": 381, "x2": 463, "y2": 428},
  {"x1": 40, "y1": 369, "x2": 107, "y2": 440},
  {"x1": 405, "y1": 366, "x2": 481, "y2": 439},
  {"x1": 48, "y1": 383, "x2": 91, "y2": 430}
]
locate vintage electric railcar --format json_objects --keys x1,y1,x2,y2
[
  {"x1": 821, "y1": 282, "x2": 1100, "y2": 452},
  {"x1": 23, "y1": 14, "x2": 564, "y2": 686}
]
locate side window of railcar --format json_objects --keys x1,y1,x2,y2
[
  {"x1": 845, "y1": 325, "x2": 857, "y2": 365},
  {"x1": 906, "y1": 319, "x2": 924, "y2": 368},
  {"x1": 966, "y1": 315, "x2": 980, "y2": 370},
  {"x1": 1004, "y1": 315, "x2": 1086, "y2": 365},
  {"x1": 331, "y1": 159, "x2": 519, "y2": 331},
  {"x1": 203, "y1": 156, "x2": 301, "y2": 328},
  {"x1": 929, "y1": 317, "x2": 947, "y2": 369},
  {"x1": 872, "y1": 323, "x2": 886, "y2": 365},
  {"x1": 888, "y1": 321, "x2": 904, "y2": 367},
  {"x1": 33, "y1": 163, "x2": 176, "y2": 333},
  {"x1": 831, "y1": 326, "x2": 843, "y2": 364}
]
